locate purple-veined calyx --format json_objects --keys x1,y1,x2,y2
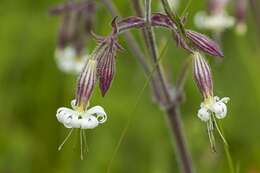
[
  {"x1": 186, "y1": 30, "x2": 224, "y2": 57},
  {"x1": 193, "y1": 51, "x2": 213, "y2": 99}
]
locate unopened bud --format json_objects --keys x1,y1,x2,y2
[{"x1": 186, "y1": 30, "x2": 224, "y2": 57}]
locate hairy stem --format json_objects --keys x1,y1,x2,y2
[
  {"x1": 103, "y1": 0, "x2": 193, "y2": 172},
  {"x1": 142, "y1": 0, "x2": 193, "y2": 172},
  {"x1": 144, "y1": 0, "x2": 171, "y2": 105}
]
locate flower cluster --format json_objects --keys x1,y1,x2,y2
[{"x1": 51, "y1": 0, "x2": 231, "y2": 155}]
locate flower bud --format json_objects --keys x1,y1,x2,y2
[
  {"x1": 95, "y1": 18, "x2": 122, "y2": 96},
  {"x1": 76, "y1": 59, "x2": 97, "y2": 110},
  {"x1": 97, "y1": 46, "x2": 116, "y2": 96},
  {"x1": 186, "y1": 30, "x2": 224, "y2": 57},
  {"x1": 192, "y1": 52, "x2": 213, "y2": 99}
]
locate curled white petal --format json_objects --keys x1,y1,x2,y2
[
  {"x1": 56, "y1": 107, "x2": 76, "y2": 123},
  {"x1": 81, "y1": 115, "x2": 99, "y2": 129},
  {"x1": 197, "y1": 107, "x2": 211, "y2": 122},
  {"x1": 85, "y1": 106, "x2": 107, "y2": 124},
  {"x1": 56, "y1": 107, "x2": 82, "y2": 128},
  {"x1": 71, "y1": 99, "x2": 77, "y2": 110},
  {"x1": 211, "y1": 101, "x2": 227, "y2": 119},
  {"x1": 220, "y1": 97, "x2": 230, "y2": 104}
]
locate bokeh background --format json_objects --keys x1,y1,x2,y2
[{"x1": 1, "y1": 0, "x2": 260, "y2": 173}]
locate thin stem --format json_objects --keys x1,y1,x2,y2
[
  {"x1": 143, "y1": 0, "x2": 193, "y2": 172},
  {"x1": 166, "y1": 107, "x2": 194, "y2": 173},
  {"x1": 100, "y1": 0, "x2": 149, "y2": 74},
  {"x1": 131, "y1": 0, "x2": 150, "y2": 50},
  {"x1": 103, "y1": 0, "x2": 193, "y2": 172},
  {"x1": 161, "y1": 0, "x2": 186, "y2": 37},
  {"x1": 214, "y1": 118, "x2": 235, "y2": 173},
  {"x1": 144, "y1": 0, "x2": 171, "y2": 105}
]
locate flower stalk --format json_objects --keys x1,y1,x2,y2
[{"x1": 142, "y1": 1, "x2": 194, "y2": 173}]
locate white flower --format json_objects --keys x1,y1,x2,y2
[
  {"x1": 194, "y1": 11, "x2": 235, "y2": 32},
  {"x1": 197, "y1": 96, "x2": 230, "y2": 122},
  {"x1": 56, "y1": 99, "x2": 107, "y2": 129},
  {"x1": 55, "y1": 47, "x2": 88, "y2": 74}
]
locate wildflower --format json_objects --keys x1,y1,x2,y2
[
  {"x1": 192, "y1": 51, "x2": 230, "y2": 151},
  {"x1": 56, "y1": 99, "x2": 107, "y2": 159},
  {"x1": 193, "y1": 51, "x2": 230, "y2": 121},
  {"x1": 55, "y1": 46, "x2": 87, "y2": 74},
  {"x1": 56, "y1": 99, "x2": 107, "y2": 129}
]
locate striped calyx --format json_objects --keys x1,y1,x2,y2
[
  {"x1": 192, "y1": 52, "x2": 213, "y2": 100},
  {"x1": 76, "y1": 59, "x2": 97, "y2": 111}
]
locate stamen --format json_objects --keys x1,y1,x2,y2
[
  {"x1": 80, "y1": 129, "x2": 84, "y2": 160},
  {"x1": 207, "y1": 116, "x2": 216, "y2": 152},
  {"x1": 82, "y1": 129, "x2": 89, "y2": 153},
  {"x1": 58, "y1": 129, "x2": 74, "y2": 151}
]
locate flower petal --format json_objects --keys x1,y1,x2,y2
[
  {"x1": 198, "y1": 107, "x2": 211, "y2": 122},
  {"x1": 56, "y1": 107, "x2": 76, "y2": 123},
  {"x1": 81, "y1": 115, "x2": 99, "y2": 129},
  {"x1": 85, "y1": 106, "x2": 107, "y2": 124},
  {"x1": 211, "y1": 101, "x2": 227, "y2": 119}
]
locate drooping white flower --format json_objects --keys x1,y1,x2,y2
[
  {"x1": 194, "y1": 11, "x2": 235, "y2": 33},
  {"x1": 55, "y1": 47, "x2": 88, "y2": 74},
  {"x1": 197, "y1": 96, "x2": 230, "y2": 122},
  {"x1": 56, "y1": 99, "x2": 107, "y2": 129}
]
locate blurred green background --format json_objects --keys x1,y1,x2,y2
[{"x1": 0, "y1": 0, "x2": 260, "y2": 172}]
